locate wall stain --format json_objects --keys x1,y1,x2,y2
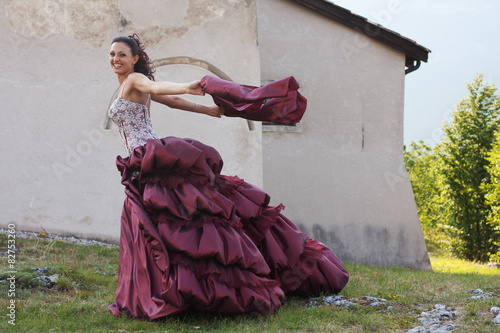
[
  {"x1": 6, "y1": 0, "x2": 121, "y2": 47},
  {"x1": 6, "y1": 0, "x2": 255, "y2": 48},
  {"x1": 79, "y1": 216, "x2": 92, "y2": 225},
  {"x1": 135, "y1": 0, "x2": 250, "y2": 47},
  {"x1": 297, "y1": 222, "x2": 431, "y2": 269}
]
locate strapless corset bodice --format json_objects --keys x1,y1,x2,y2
[{"x1": 108, "y1": 98, "x2": 160, "y2": 155}]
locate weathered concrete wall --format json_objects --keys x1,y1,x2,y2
[
  {"x1": 0, "y1": 0, "x2": 261, "y2": 243},
  {"x1": 1, "y1": 0, "x2": 430, "y2": 270},
  {"x1": 258, "y1": 0, "x2": 431, "y2": 269}
]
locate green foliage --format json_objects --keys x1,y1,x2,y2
[
  {"x1": 0, "y1": 270, "x2": 44, "y2": 290},
  {"x1": 404, "y1": 141, "x2": 449, "y2": 251},
  {"x1": 438, "y1": 74, "x2": 500, "y2": 261},
  {"x1": 404, "y1": 74, "x2": 500, "y2": 262},
  {"x1": 483, "y1": 132, "x2": 500, "y2": 262}
]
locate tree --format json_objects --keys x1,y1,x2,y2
[
  {"x1": 439, "y1": 73, "x2": 500, "y2": 261},
  {"x1": 404, "y1": 141, "x2": 447, "y2": 250},
  {"x1": 482, "y1": 133, "x2": 500, "y2": 262}
]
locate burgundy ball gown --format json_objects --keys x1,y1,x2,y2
[{"x1": 107, "y1": 76, "x2": 349, "y2": 320}]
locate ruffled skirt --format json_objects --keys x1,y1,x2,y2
[{"x1": 108, "y1": 137, "x2": 349, "y2": 320}]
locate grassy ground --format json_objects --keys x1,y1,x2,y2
[{"x1": 0, "y1": 233, "x2": 499, "y2": 332}]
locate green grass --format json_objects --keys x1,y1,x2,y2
[{"x1": 1, "y1": 233, "x2": 499, "y2": 332}]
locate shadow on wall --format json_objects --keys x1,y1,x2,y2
[
  {"x1": 297, "y1": 222, "x2": 347, "y2": 255},
  {"x1": 296, "y1": 222, "x2": 431, "y2": 270}
]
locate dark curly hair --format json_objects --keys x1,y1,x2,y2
[{"x1": 111, "y1": 34, "x2": 155, "y2": 81}]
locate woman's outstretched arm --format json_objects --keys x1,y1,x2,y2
[
  {"x1": 152, "y1": 94, "x2": 224, "y2": 118},
  {"x1": 128, "y1": 72, "x2": 205, "y2": 96}
]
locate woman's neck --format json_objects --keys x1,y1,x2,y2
[{"x1": 117, "y1": 70, "x2": 134, "y2": 85}]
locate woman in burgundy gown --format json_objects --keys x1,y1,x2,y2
[{"x1": 107, "y1": 34, "x2": 348, "y2": 321}]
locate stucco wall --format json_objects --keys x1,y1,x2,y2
[
  {"x1": 0, "y1": 0, "x2": 262, "y2": 243},
  {"x1": 258, "y1": 0, "x2": 431, "y2": 269}
]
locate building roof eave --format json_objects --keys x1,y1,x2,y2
[{"x1": 289, "y1": 0, "x2": 430, "y2": 64}]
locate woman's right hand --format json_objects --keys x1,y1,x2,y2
[{"x1": 186, "y1": 80, "x2": 205, "y2": 96}]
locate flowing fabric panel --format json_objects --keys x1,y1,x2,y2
[{"x1": 200, "y1": 75, "x2": 307, "y2": 124}]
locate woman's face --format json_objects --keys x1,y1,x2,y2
[{"x1": 109, "y1": 42, "x2": 138, "y2": 76}]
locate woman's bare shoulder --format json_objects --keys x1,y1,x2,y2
[{"x1": 128, "y1": 72, "x2": 148, "y2": 82}]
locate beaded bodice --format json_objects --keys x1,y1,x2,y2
[{"x1": 108, "y1": 97, "x2": 160, "y2": 155}]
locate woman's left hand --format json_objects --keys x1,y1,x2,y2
[
  {"x1": 205, "y1": 105, "x2": 225, "y2": 118},
  {"x1": 186, "y1": 80, "x2": 205, "y2": 96}
]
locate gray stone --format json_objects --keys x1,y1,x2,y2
[
  {"x1": 493, "y1": 314, "x2": 500, "y2": 326},
  {"x1": 436, "y1": 311, "x2": 456, "y2": 320},
  {"x1": 323, "y1": 295, "x2": 344, "y2": 304},
  {"x1": 420, "y1": 310, "x2": 456, "y2": 321},
  {"x1": 369, "y1": 301, "x2": 384, "y2": 307},
  {"x1": 323, "y1": 295, "x2": 357, "y2": 308},
  {"x1": 37, "y1": 274, "x2": 59, "y2": 288},
  {"x1": 469, "y1": 295, "x2": 485, "y2": 300},
  {"x1": 470, "y1": 288, "x2": 484, "y2": 294},
  {"x1": 0, "y1": 248, "x2": 20, "y2": 256},
  {"x1": 408, "y1": 323, "x2": 460, "y2": 333},
  {"x1": 0, "y1": 229, "x2": 117, "y2": 248},
  {"x1": 305, "y1": 299, "x2": 321, "y2": 307},
  {"x1": 417, "y1": 316, "x2": 441, "y2": 326},
  {"x1": 487, "y1": 262, "x2": 500, "y2": 269},
  {"x1": 417, "y1": 305, "x2": 460, "y2": 327},
  {"x1": 433, "y1": 304, "x2": 452, "y2": 311},
  {"x1": 32, "y1": 266, "x2": 50, "y2": 274},
  {"x1": 306, "y1": 295, "x2": 357, "y2": 309},
  {"x1": 427, "y1": 323, "x2": 460, "y2": 332},
  {"x1": 37, "y1": 276, "x2": 52, "y2": 288},
  {"x1": 363, "y1": 296, "x2": 387, "y2": 302},
  {"x1": 467, "y1": 288, "x2": 494, "y2": 300},
  {"x1": 469, "y1": 294, "x2": 492, "y2": 300},
  {"x1": 335, "y1": 300, "x2": 357, "y2": 309}
]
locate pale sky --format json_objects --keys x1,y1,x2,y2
[{"x1": 331, "y1": 0, "x2": 500, "y2": 146}]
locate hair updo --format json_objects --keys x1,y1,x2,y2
[{"x1": 111, "y1": 34, "x2": 156, "y2": 81}]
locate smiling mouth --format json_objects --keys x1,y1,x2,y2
[{"x1": 113, "y1": 64, "x2": 123, "y2": 69}]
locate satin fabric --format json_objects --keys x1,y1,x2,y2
[
  {"x1": 108, "y1": 138, "x2": 349, "y2": 320},
  {"x1": 200, "y1": 75, "x2": 307, "y2": 124}
]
